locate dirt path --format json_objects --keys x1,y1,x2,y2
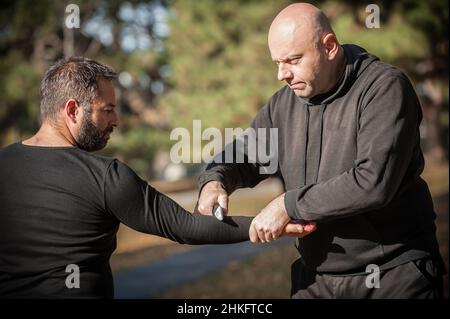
[
  {"x1": 112, "y1": 193, "x2": 448, "y2": 299},
  {"x1": 111, "y1": 161, "x2": 448, "y2": 298},
  {"x1": 113, "y1": 237, "x2": 294, "y2": 299}
]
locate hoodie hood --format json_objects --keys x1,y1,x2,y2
[{"x1": 299, "y1": 44, "x2": 380, "y2": 106}]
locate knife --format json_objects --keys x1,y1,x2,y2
[{"x1": 212, "y1": 204, "x2": 224, "y2": 221}]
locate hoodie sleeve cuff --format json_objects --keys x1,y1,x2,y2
[
  {"x1": 284, "y1": 189, "x2": 303, "y2": 220},
  {"x1": 197, "y1": 174, "x2": 228, "y2": 195}
]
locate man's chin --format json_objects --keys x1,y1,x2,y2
[
  {"x1": 293, "y1": 89, "x2": 311, "y2": 98},
  {"x1": 104, "y1": 130, "x2": 114, "y2": 140},
  {"x1": 97, "y1": 139, "x2": 109, "y2": 151},
  {"x1": 79, "y1": 140, "x2": 108, "y2": 152},
  {"x1": 292, "y1": 84, "x2": 318, "y2": 98}
]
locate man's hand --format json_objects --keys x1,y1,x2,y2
[
  {"x1": 249, "y1": 193, "x2": 317, "y2": 243},
  {"x1": 195, "y1": 181, "x2": 229, "y2": 217},
  {"x1": 282, "y1": 220, "x2": 317, "y2": 238}
]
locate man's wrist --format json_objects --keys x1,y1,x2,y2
[
  {"x1": 206, "y1": 181, "x2": 225, "y2": 190},
  {"x1": 198, "y1": 180, "x2": 227, "y2": 197}
]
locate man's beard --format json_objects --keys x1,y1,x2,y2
[{"x1": 76, "y1": 114, "x2": 113, "y2": 152}]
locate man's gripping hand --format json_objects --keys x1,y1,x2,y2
[
  {"x1": 195, "y1": 181, "x2": 229, "y2": 217},
  {"x1": 250, "y1": 193, "x2": 317, "y2": 243}
]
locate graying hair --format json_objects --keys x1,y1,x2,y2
[{"x1": 39, "y1": 56, "x2": 117, "y2": 122}]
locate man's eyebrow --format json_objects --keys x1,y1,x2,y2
[
  {"x1": 106, "y1": 103, "x2": 116, "y2": 108},
  {"x1": 273, "y1": 54, "x2": 302, "y2": 62}
]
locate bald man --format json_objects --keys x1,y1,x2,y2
[{"x1": 196, "y1": 3, "x2": 445, "y2": 298}]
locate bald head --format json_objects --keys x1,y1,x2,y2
[
  {"x1": 268, "y1": 3, "x2": 335, "y2": 47},
  {"x1": 267, "y1": 3, "x2": 344, "y2": 98}
]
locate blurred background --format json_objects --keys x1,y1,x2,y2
[{"x1": 0, "y1": 0, "x2": 448, "y2": 298}]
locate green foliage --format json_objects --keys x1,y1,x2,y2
[
  {"x1": 100, "y1": 127, "x2": 172, "y2": 176},
  {"x1": 159, "y1": 0, "x2": 448, "y2": 133},
  {"x1": 332, "y1": 12, "x2": 428, "y2": 65},
  {"x1": 0, "y1": 51, "x2": 41, "y2": 136},
  {"x1": 0, "y1": 0, "x2": 171, "y2": 179},
  {"x1": 159, "y1": 0, "x2": 291, "y2": 131},
  {"x1": 1, "y1": 0, "x2": 448, "y2": 175}
]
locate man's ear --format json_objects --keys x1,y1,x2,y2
[
  {"x1": 322, "y1": 33, "x2": 339, "y2": 60},
  {"x1": 64, "y1": 99, "x2": 80, "y2": 124}
]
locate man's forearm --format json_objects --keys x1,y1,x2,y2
[{"x1": 198, "y1": 160, "x2": 267, "y2": 195}]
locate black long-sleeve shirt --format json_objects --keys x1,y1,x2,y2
[{"x1": 0, "y1": 143, "x2": 251, "y2": 298}]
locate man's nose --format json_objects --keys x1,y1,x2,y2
[
  {"x1": 111, "y1": 111, "x2": 119, "y2": 127},
  {"x1": 277, "y1": 63, "x2": 293, "y2": 81}
]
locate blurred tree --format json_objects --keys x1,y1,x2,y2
[
  {"x1": 159, "y1": 0, "x2": 291, "y2": 131},
  {"x1": 160, "y1": 0, "x2": 448, "y2": 162},
  {"x1": 398, "y1": 0, "x2": 448, "y2": 163},
  {"x1": 0, "y1": 0, "x2": 171, "y2": 178},
  {"x1": 1, "y1": 0, "x2": 448, "y2": 177},
  {"x1": 324, "y1": 0, "x2": 448, "y2": 162}
]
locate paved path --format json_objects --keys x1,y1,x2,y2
[{"x1": 113, "y1": 237, "x2": 295, "y2": 299}]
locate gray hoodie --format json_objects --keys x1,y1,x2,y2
[{"x1": 198, "y1": 44, "x2": 444, "y2": 274}]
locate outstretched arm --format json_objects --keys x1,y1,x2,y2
[
  {"x1": 104, "y1": 160, "x2": 314, "y2": 244},
  {"x1": 104, "y1": 159, "x2": 252, "y2": 244}
]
